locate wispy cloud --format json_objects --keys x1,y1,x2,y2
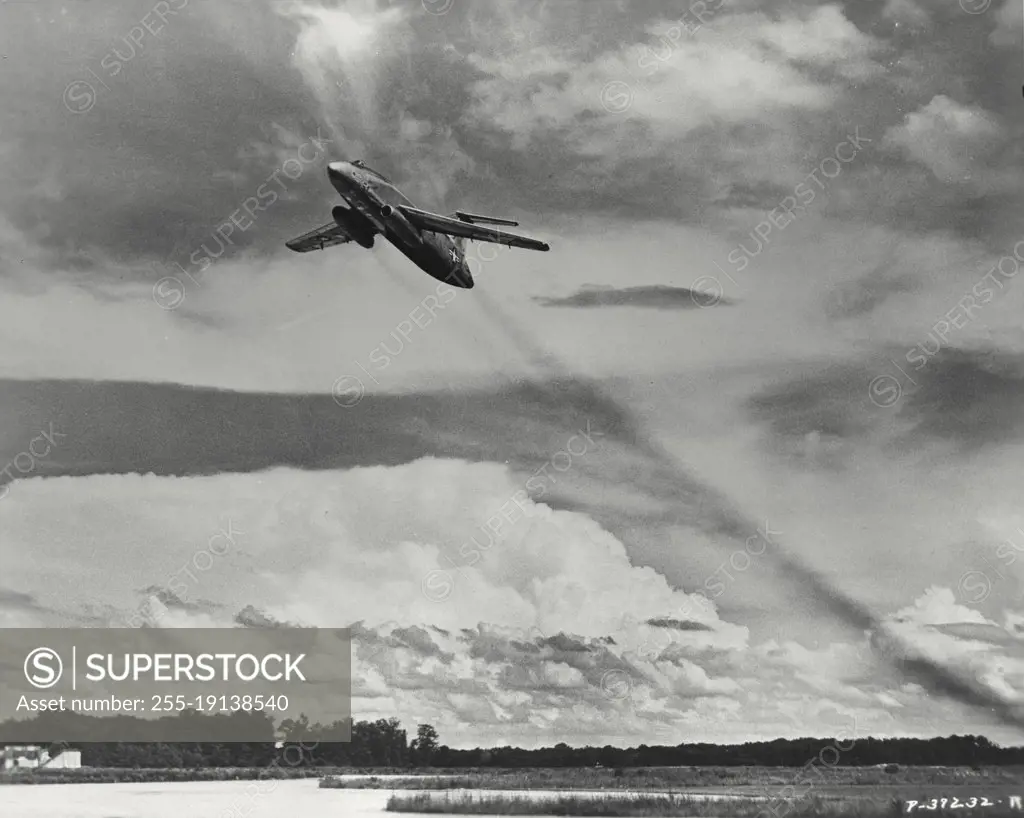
[{"x1": 535, "y1": 284, "x2": 735, "y2": 310}]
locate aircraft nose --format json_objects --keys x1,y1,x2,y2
[
  {"x1": 327, "y1": 161, "x2": 357, "y2": 196},
  {"x1": 327, "y1": 161, "x2": 351, "y2": 181}
]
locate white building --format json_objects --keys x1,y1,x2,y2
[
  {"x1": 1, "y1": 745, "x2": 82, "y2": 771},
  {"x1": 44, "y1": 748, "x2": 82, "y2": 768}
]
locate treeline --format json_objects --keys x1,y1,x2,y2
[
  {"x1": 79, "y1": 717, "x2": 423, "y2": 768},
  {"x1": 434, "y1": 735, "x2": 1024, "y2": 769},
  {"x1": 7, "y1": 717, "x2": 1024, "y2": 769},
  {"x1": 3, "y1": 716, "x2": 433, "y2": 768}
]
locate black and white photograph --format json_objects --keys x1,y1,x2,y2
[{"x1": 1, "y1": 0, "x2": 1024, "y2": 815}]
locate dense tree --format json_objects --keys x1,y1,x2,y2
[{"x1": 411, "y1": 723, "x2": 440, "y2": 767}]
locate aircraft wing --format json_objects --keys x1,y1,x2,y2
[
  {"x1": 398, "y1": 206, "x2": 550, "y2": 252},
  {"x1": 285, "y1": 221, "x2": 354, "y2": 253}
]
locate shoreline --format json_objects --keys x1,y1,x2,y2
[{"x1": 3, "y1": 764, "x2": 1022, "y2": 789}]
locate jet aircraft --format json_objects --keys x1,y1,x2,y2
[{"x1": 286, "y1": 160, "x2": 550, "y2": 288}]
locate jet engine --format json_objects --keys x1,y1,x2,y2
[{"x1": 332, "y1": 205, "x2": 375, "y2": 249}]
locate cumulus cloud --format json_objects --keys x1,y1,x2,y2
[
  {"x1": 462, "y1": 1, "x2": 885, "y2": 213},
  {"x1": 874, "y1": 588, "x2": 1024, "y2": 717},
  {"x1": 883, "y1": 95, "x2": 1008, "y2": 187},
  {"x1": 748, "y1": 5, "x2": 884, "y2": 81},
  {"x1": 348, "y1": 581, "x2": 1024, "y2": 746},
  {"x1": 466, "y1": 9, "x2": 845, "y2": 143},
  {"x1": 1, "y1": 459, "x2": 738, "y2": 638},
  {"x1": 4, "y1": 460, "x2": 1024, "y2": 745}
]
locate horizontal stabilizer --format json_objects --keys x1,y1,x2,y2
[
  {"x1": 454, "y1": 211, "x2": 519, "y2": 227},
  {"x1": 285, "y1": 221, "x2": 353, "y2": 253}
]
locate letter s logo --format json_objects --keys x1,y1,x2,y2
[{"x1": 24, "y1": 647, "x2": 63, "y2": 689}]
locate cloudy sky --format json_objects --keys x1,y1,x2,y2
[{"x1": 2, "y1": 0, "x2": 1024, "y2": 749}]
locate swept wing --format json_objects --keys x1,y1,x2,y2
[
  {"x1": 398, "y1": 205, "x2": 549, "y2": 251},
  {"x1": 453, "y1": 211, "x2": 519, "y2": 226},
  {"x1": 285, "y1": 221, "x2": 354, "y2": 253}
]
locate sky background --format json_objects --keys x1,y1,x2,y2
[{"x1": 2, "y1": 0, "x2": 1024, "y2": 748}]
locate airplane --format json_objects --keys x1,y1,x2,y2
[{"x1": 285, "y1": 160, "x2": 550, "y2": 289}]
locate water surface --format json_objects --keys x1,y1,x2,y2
[
  {"x1": 0, "y1": 779, "x2": 388, "y2": 818},
  {"x1": 0, "y1": 777, "x2": 754, "y2": 817}
]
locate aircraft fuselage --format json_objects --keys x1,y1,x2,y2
[{"x1": 327, "y1": 161, "x2": 474, "y2": 289}]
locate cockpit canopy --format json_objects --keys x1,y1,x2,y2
[{"x1": 352, "y1": 159, "x2": 393, "y2": 184}]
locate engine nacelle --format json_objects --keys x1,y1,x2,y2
[
  {"x1": 332, "y1": 205, "x2": 375, "y2": 249},
  {"x1": 381, "y1": 204, "x2": 395, "y2": 217}
]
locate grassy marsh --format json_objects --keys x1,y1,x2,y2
[{"x1": 384, "y1": 791, "x2": 1024, "y2": 817}]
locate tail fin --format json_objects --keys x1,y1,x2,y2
[{"x1": 453, "y1": 211, "x2": 519, "y2": 227}]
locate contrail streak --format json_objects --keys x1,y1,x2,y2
[{"x1": 472, "y1": 287, "x2": 1024, "y2": 735}]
